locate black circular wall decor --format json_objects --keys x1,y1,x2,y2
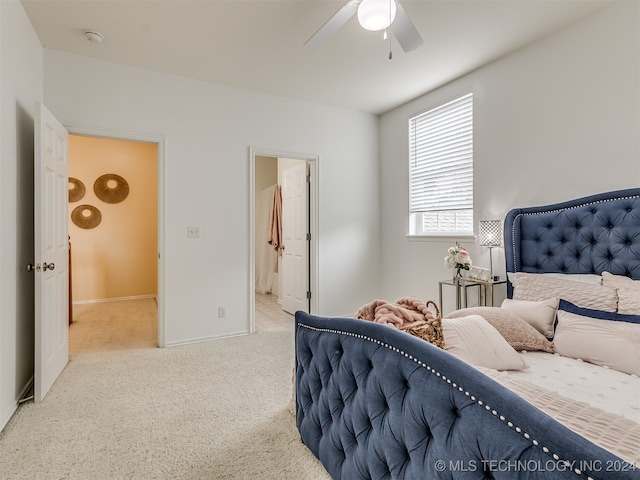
[
  {"x1": 94, "y1": 173, "x2": 129, "y2": 204},
  {"x1": 71, "y1": 204, "x2": 102, "y2": 229},
  {"x1": 68, "y1": 178, "x2": 86, "y2": 202}
]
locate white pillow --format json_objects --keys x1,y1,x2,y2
[
  {"x1": 602, "y1": 271, "x2": 640, "y2": 315},
  {"x1": 554, "y1": 300, "x2": 640, "y2": 376},
  {"x1": 441, "y1": 315, "x2": 528, "y2": 371},
  {"x1": 501, "y1": 297, "x2": 559, "y2": 339},
  {"x1": 512, "y1": 272, "x2": 617, "y2": 312}
]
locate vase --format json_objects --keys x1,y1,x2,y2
[{"x1": 454, "y1": 268, "x2": 462, "y2": 280}]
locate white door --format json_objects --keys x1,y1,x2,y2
[
  {"x1": 34, "y1": 102, "x2": 69, "y2": 402},
  {"x1": 280, "y1": 162, "x2": 309, "y2": 314}
]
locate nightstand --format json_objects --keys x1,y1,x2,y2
[{"x1": 439, "y1": 277, "x2": 507, "y2": 311}]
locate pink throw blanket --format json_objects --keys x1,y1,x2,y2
[{"x1": 355, "y1": 297, "x2": 435, "y2": 329}]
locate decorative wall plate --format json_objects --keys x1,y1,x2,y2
[
  {"x1": 68, "y1": 178, "x2": 86, "y2": 202},
  {"x1": 71, "y1": 204, "x2": 102, "y2": 229},
  {"x1": 94, "y1": 173, "x2": 129, "y2": 204}
]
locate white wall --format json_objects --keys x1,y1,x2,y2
[
  {"x1": 379, "y1": 2, "x2": 640, "y2": 314},
  {"x1": 43, "y1": 50, "x2": 381, "y2": 344},
  {"x1": 0, "y1": 0, "x2": 43, "y2": 429}
]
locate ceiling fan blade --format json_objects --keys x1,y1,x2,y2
[
  {"x1": 304, "y1": 1, "x2": 359, "y2": 48},
  {"x1": 391, "y1": 1, "x2": 423, "y2": 52}
]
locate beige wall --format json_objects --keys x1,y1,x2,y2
[{"x1": 68, "y1": 135, "x2": 158, "y2": 302}]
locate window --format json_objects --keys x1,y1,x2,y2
[{"x1": 409, "y1": 93, "x2": 473, "y2": 236}]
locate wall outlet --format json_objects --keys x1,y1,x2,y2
[
  {"x1": 218, "y1": 307, "x2": 226, "y2": 318},
  {"x1": 187, "y1": 226, "x2": 200, "y2": 238}
]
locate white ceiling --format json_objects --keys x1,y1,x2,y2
[{"x1": 21, "y1": 0, "x2": 611, "y2": 114}]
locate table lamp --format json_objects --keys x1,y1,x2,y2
[{"x1": 478, "y1": 220, "x2": 502, "y2": 281}]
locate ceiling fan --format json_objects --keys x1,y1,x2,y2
[{"x1": 305, "y1": 0, "x2": 423, "y2": 55}]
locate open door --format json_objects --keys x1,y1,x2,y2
[
  {"x1": 33, "y1": 102, "x2": 69, "y2": 402},
  {"x1": 280, "y1": 161, "x2": 309, "y2": 314}
]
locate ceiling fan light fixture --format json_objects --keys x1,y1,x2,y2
[{"x1": 357, "y1": 0, "x2": 397, "y2": 32}]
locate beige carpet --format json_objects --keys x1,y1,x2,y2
[{"x1": 0, "y1": 299, "x2": 330, "y2": 479}]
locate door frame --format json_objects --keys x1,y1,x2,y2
[
  {"x1": 248, "y1": 148, "x2": 319, "y2": 333},
  {"x1": 66, "y1": 125, "x2": 167, "y2": 347}
]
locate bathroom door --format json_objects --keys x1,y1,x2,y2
[{"x1": 280, "y1": 162, "x2": 309, "y2": 314}]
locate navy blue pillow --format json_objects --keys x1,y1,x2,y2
[{"x1": 558, "y1": 299, "x2": 640, "y2": 325}]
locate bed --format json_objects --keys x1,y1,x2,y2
[{"x1": 294, "y1": 188, "x2": 640, "y2": 479}]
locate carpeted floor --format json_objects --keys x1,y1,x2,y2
[{"x1": 0, "y1": 298, "x2": 330, "y2": 479}]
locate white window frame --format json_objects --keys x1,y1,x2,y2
[{"x1": 408, "y1": 93, "x2": 473, "y2": 236}]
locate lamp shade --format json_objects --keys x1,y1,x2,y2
[
  {"x1": 357, "y1": 0, "x2": 397, "y2": 31},
  {"x1": 478, "y1": 220, "x2": 502, "y2": 247}
]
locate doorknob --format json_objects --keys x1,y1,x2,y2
[{"x1": 42, "y1": 262, "x2": 55, "y2": 271}]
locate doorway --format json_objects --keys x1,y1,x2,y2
[
  {"x1": 67, "y1": 128, "x2": 166, "y2": 347},
  {"x1": 250, "y1": 149, "x2": 318, "y2": 333}
]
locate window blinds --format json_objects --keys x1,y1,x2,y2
[{"x1": 409, "y1": 93, "x2": 473, "y2": 214}]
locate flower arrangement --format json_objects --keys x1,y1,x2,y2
[{"x1": 445, "y1": 242, "x2": 472, "y2": 278}]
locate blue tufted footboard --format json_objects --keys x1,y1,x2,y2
[{"x1": 295, "y1": 312, "x2": 639, "y2": 480}]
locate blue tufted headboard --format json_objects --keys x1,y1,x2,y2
[{"x1": 504, "y1": 188, "x2": 640, "y2": 296}]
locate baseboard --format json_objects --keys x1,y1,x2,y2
[
  {"x1": 164, "y1": 330, "x2": 250, "y2": 348},
  {"x1": 73, "y1": 294, "x2": 157, "y2": 305}
]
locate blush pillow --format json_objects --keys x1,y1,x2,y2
[
  {"x1": 508, "y1": 272, "x2": 602, "y2": 287},
  {"x1": 446, "y1": 306, "x2": 554, "y2": 352},
  {"x1": 512, "y1": 272, "x2": 618, "y2": 312},
  {"x1": 441, "y1": 315, "x2": 528, "y2": 371},
  {"x1": 554, "y1": 300, "x2": 640, "y2": 376},
  {"x1": 602, "y1": 271, "x2": 640, "y2": 315},
  {"x1": 500, "y1": 297, "x2": 558, "y2": 339}
]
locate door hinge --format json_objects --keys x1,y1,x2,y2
[
  {"x1": 306, "y1": 233, "x2": 311, "y2": 241},
  {"x1": 306, "y1": 175, "x2": 311, "y2": 184},
  {"x1": 306, "y1": 291, "x2": 311, "y2": 300}
]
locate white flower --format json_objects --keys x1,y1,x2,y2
[{"x1": 445, "y1": 242, "x2": 472, "y2": 271}]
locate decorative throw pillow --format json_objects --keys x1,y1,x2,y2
[
  {"x1": 602, "y1": 271, "x2": 640, "y2": 315},
  {"x1": 446, "y1": 306, "x2": 554, "y2": 352},
  {"x1": 513, "y1": 272, "x2": 618, "y2": 312},
  {"x1": 554, "y1": 300, "x2": 640, "y2": 376},
  {"x1": 441, "y1": 315, "x2": 528, "y2": 370},
  {"x1": 507, "y1": 272, "x2": 602, "y2": 288},
  {"x1": 500, "y1": 297, "x2": 559, "y2": 339}
]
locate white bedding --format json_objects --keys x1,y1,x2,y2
[
  {"x1": 508, "y1": 351, "x2": 640, "y2": 423},
  {"x1": 477, "y1": 351, "x2": 640, "y2": 465}
]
